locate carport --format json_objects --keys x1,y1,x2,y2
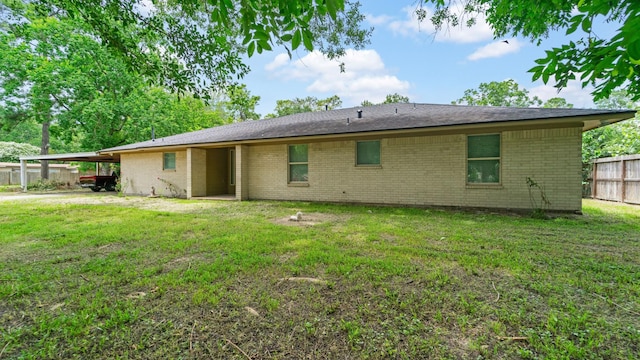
[{"x1": 19, "y1": 152, "x2": 120, "y2": 192}]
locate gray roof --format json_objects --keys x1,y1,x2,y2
[{"x1": 101, "y1": 103, "x2": 636, "y2": 152}]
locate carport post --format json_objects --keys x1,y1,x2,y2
[{"x1": 20, "y1": 159, "x2": 27, "y2": 192}]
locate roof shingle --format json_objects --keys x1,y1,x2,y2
[{"x1": 101, "y1": 103, "x2": 635, "y2": 152}]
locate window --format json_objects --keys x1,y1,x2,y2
[
  {"x1": 356, "y1": 140, "x2": 381, "y2": 166},
  {"x1": 288, "y1": 144, "x2": 308, "y2": 182},
  {"x1": 163, "y1": 152, "x2": 176, "y2": 170},
  {"x1": 467, "y1": 134, "x2": 500, "y2": 184}
]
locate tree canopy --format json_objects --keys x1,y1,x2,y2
[
  {"x1": 421, "y1": 0, "x2": 640, "y2": 101},
  {"x1": 582, "y1": 90, "x2": 640, "y2": 162},
  {"x1": 1, "y1": 0, "x2": 371, "y2": 98},
  {"x1": 266, "y1": 95, "x2": 342, "y2": 118},
  {"x1": 453, "y1": 80, "x2": 575, "y2": 108},
  {"x1": 361, "y1": 93, "x2": 410, "y2": 106},
  {"x1": 453, "y1": 80, "x2": 549, "y2": 107}
]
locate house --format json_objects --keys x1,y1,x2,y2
[{"x1": 99, "y1": 103, "x2": 635, "y2": 212}]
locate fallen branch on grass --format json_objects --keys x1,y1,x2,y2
[
  {"x1": 497, "y1": 336, "x2": 528, "y2": 341},
  {"x1": 0, "y1": 341, "x2": 10, "y2": 358},
  {"x1": 189, "y1": 321, "x2": 196, "y2": 352},
  {"x1": 592, "y1": 292, "x2": 640, "y2": 316},
  {"x1": 492, "y1": 281, "x2": 500, "y2": 302},
  {"x1": 224, "y1": 337, "x2": 252, "y2": 359},
  {"x1": 79, "y1": 274, "x2": 91, "y2": 283},
  {"x1": 278, "y1": 277, "x2": 327, "y2": 285}
]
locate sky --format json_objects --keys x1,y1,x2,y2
[{"x1": 241, "y1": 2, "x2": 618, "y2": 117}]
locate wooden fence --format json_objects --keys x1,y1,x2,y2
[{"x1": 591, "y1": 154, "x2": 640, "y2": 204}]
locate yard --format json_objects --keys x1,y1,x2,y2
[{"x1": 0, "y1": 195, "x2": 638, "y2": 359}]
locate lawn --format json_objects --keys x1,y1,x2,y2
[{"x1": 1, "y1": 195, "x2": 638, "y2": 359}]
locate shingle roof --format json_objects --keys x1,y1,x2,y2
[{"x1": 100, "y1": 103, "x2": 635, "y2": 152}]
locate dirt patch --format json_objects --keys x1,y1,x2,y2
[{"x1": 36, "y1": 194, "x2": 228, "y2": 213}]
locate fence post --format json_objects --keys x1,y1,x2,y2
[
  {"x1": 621, "y1": 159, "x2": 626, "y2": 203},
  {"x1": 591, "y1": 161, "x2": 598, "y2": 199}
]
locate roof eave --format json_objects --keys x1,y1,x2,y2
[{"x1": 99, "y1": 115, "x2": 610, "y2": 155}]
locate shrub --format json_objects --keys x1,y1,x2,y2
[{"x1": 0, "y1": 141, "x2": 40, "y2": 162}]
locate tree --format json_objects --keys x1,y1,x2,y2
[
  {"x1": 542, "y1": 98, "x2": 573, "y2": 109},
  {"x1": 383, "y1": 93, "x2": 410, "y2": 104},
  {"x1": 420, "y1": 0, "x2": 640, "y2": 101},
  {"x1": 2, "y1": 0, "x2": 371, "y2": 99},
  {"x1": 0, "y1": 14, "x2": 80, "y2": 178},
  {"x1": 1, "y1": 11, "x2": 228, "y2": 158},
  {"x1": 222, "y1": 84, "x2": 261, "y2": 122},
  {"x1": 582, "y1": 90, "x2": 640, "y2": 162},
  {"x1": 361, "y1": 93, "x2": 410, "y2": 106},
  {"x1": 266, "y1": 95, "x2": 342, "y2": 118},
  {"x1": 0, "y1": 141, "x2": 40, "y2": 162},
  {"x1": 452, "y1": 80, "x2": 542, "y2": 107}
]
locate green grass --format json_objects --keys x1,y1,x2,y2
[{"x1": 1, "y1": 196, "x2": 639, "y2": 359}]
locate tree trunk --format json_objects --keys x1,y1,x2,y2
[{"x1": 41, "y1": 120, "x2": 50, "y2": 180}]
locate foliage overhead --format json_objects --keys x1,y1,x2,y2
[
  {"x1": 421, "y1": 0, "x2": 640, "y2": 102},
  {"x1": 266, "y1": 95, "x2": 343, "y2": 118},
  {"x1": 1, "y1": 0, "x2": 371, "y2": 99}
]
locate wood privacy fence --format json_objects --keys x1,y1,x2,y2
[{"x1": 591, "y1": 154, "x2": 640, "y2": 204}]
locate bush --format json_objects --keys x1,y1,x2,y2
[
  {"x1": 27, "y1": 179, "x2": 70, "y2": 191},
  {"x1": 0, "y1": 141, "x2": 40, "y2": 162}
]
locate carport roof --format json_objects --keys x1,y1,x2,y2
[{"x1": 19, "y1": 152, "x2": 120, "y2": 163}]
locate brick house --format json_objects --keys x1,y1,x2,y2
[{"x1": 99, "y1": 103, "x2": 635, "y2": 212}]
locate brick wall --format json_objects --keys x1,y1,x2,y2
[
  {"x1": 246, "y1": 127, "x2": 583, "y2": 211},
  {"x1": 121, "y1": 151, "x2": 187, "y2": 197},
  {"x1": 118, "y1": 126, "x2": 583, "y2": 211}
]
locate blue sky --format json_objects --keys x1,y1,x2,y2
[{"x1": 242, "y1": 2, "x2": 617, "y2": 117}]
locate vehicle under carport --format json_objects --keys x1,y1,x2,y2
[{"x1": 18, "y1": 152, "x2": 120, "y2": 192}]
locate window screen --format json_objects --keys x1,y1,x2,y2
[
  {"x1": 288, "y1": 144, "x2": 308, "y2": 182},
  {"x1": 163, "y1": 153, "x2": 176, "y2": 170},
  {"x1": 467, "y1": 134, "x2": 500, "y2": 183},
  {"x1": 356, "y1": 140, "x2": 381, "y2": 165}
]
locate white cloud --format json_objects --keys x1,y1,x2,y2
[
  {"x1": 264, "y1": 49, "x2": 411, "y2": 105},
  {"x1": 467, "y1": 38, "x2": 522, "y2": 61},
  {"x1": 366, "y1": 13, "x2": 394, "y2": 26},
  {"x1": 264, "y1": 53, "x2": 290, "y2": 72},
  {"x1": 387, "y1": 5, "x2": 494, "y2": 43},
  {"x1": 529, "y1": 78, "x2": 595, "y2": 108}
]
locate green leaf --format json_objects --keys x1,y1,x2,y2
[
  {"x1": 542, "y1": 71, "x2": 550, "y2": 84},
  {"x1": 529, "y1": 65, "x2": 545, "y2": 81},
  {"x1": 581, "y1": 16, "x2": 592, "y2": 33},
  {"x1": 566, "y1": 15, "x2": 583, "y2": 35},
  {"x1": 628, "y1": 40, "x2": 640, "y2": 61},
  {"x1": 302, "y1": 30, "x2": 313, "y2": 51},
  {"x1": 254, "y1": 30, "x2": 269, "y2": 42},
  {"x1": 247, "y1": 41, "x2": 255, "y2": 57},
  {"x1": 292, "y1": 30, "x2": 301, "y2": 50},
  {"x1": 280, "y1": 34, "x2": 293, "y2": 42}
]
